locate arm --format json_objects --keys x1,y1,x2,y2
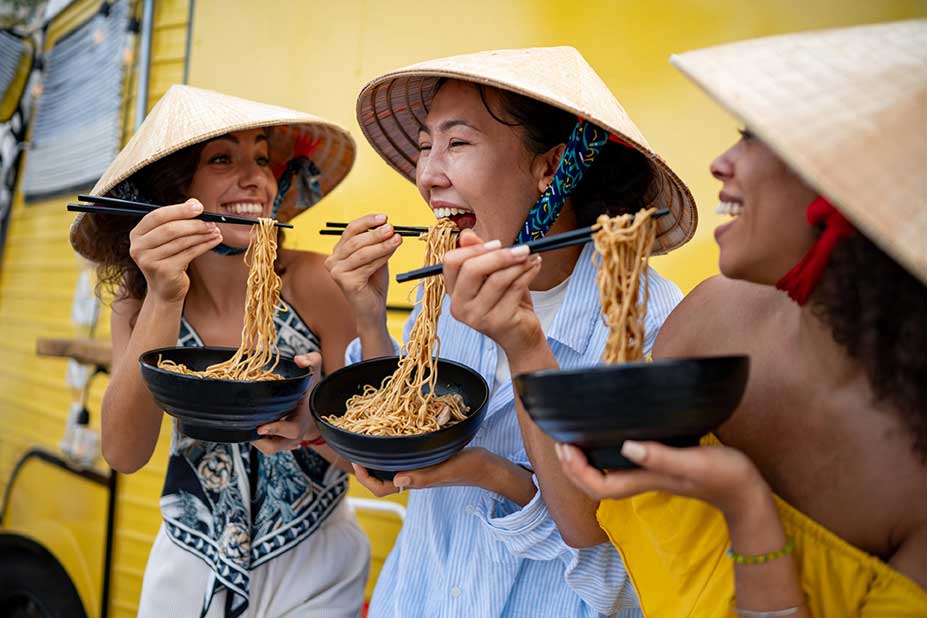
[
  {"x1": 559, "y1": 440, "x2": 809, "y2": 617},
  {"x1": 441, "y1": 230, "x2": 608, "y2": 547},
  {"x1": 101, "y1": 199, "x2": 223, "y2": 472},
  {"x1": 285, "y1": 252, "x2": 358, "y2": 375},
  {"x1": 324, "y1": 213, "x2": 402, "y2": 359}
]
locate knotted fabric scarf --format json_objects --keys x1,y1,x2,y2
[{"x1": 517, "y1": 119, "x2": 630, "y2": 243}]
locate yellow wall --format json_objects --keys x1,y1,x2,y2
[{"x1": 187, "y1": 0, "x2": 926, "y2": 296}]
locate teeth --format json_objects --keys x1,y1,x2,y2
[
  {"x1": 714, "y1": 201, "x2": 743, "y2": 217},
  {"x1": 433, "y1": 207, "x2": 472, "y2": 219},
  {"x1": 226, "y1": 202, "x2": 263, "y2": 215}
]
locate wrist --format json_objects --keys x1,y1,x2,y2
[
  {"x1": 723, "y1": 475, "x2": 787, "y2": 556},
  {"x1": 476, "y1": 450, "x2": 536, "y2": 506},
  {"x1": 144, "y1": 294, "x2": 185, "y2": 315},
  {"x1": 504, "y1": 329, "x2": 555, "y2": 375},
  {"x1": 356, "y1": 309, "x2": 388, "y2": 336}
]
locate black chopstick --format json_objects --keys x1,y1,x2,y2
[
  {"x1": 75, "y1": 194, "x2": 293, "y2": 229},
  {"x1": 395, "y1": 208, "x2": 669, "y2": 283},
  {"x1": 325, "y1": 221, "x2": 430, "y2": 234},
  {"x1": 319, "y1": 229, "x2": 423, "y2": 237}
]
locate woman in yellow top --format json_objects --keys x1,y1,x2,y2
[{"x1": 556, "y1": 20, "x2": 927, "y2": 617}]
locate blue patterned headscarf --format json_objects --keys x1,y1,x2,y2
[{"x1": 517, "y1": 119, "x2": 613, "y2": 243}]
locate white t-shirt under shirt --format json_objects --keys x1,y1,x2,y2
[{"x1": 492, "y1": 274, "x2": 573, "y2": 396}]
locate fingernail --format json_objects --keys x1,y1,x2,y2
[
  {"x1": 554, "y1": 443, "x2": 563, "y2": 461},
  {"x1": 391, "y1": 234, "x2": 401, "y2": 244},
  {"x1": 531, "y1": 255, "x2": 542, "y2": 265},
  {"x1": 189, "y1": 200, "x2": 203, "y2": 213},
  {"x1": 621, "y1": 440, "x2": 646, "y2": 462},
  {"x1": 394, "y1": 475, "x2": 410, "y2": 488},
  {"x1": 483, "y1": 240, "x2": 502, "y2": 250},
  {"x1": 206, "y1": 222, "x2": 217, "y2": 231},
  {"x1": 510, "y1": 245, "x2": 530, "y2": 257},
  {"x1": 379, "y1": 224, "x2": 393, "y2": 234},
  {"x1": 561, "y1": 444, "x2": 573, "y2": 462},
  {"x1": 257, "y1": 427, "x2": 268, "y2": 435},
  {"x1": 374, "y1": 214, "x2": 387, "y2": 223}
]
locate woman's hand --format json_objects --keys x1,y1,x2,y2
[
  {"x1": 353, "y1": 447, "x2": 536, "y2": 505},
  {"x1": 128, "y1": 199, "x2": 224, "y2": 304},
  {"x1": 252, "y1": 352, "x2": 323, "y2": 455},
  {"x1": 443, "y1": 229, "x2": 544, "y2": 356},
  {"x1": 324, "y1": 214, "x2": 402, "y2": 327},
  {"x1": 556, "y1": 439, "x2": 768, "y2": 518}
]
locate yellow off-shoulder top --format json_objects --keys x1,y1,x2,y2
[{"x1": 596, "y1": 435, "x2": 927, "y2": 617}]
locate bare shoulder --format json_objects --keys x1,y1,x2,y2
[
  {"x1": 111, "y1": 294, "x2": 142, "y2": 331},
  {"x1": 654, "y1": 275, "x2": 785, "y2": 359},
  {"x1": 279, "y1": 249, "x2": 353, "y2": 327}
]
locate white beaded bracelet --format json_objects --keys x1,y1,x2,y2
[{"x1": 735, "y1": 606, "x2": 802, "y2": 618}]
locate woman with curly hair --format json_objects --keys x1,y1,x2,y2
[
  {"x1": 557, "y1": 21, "x2": 927, "y2": 617},
  {"x1": 70, "y1": 86, "x2": 369, "y2": 618}
]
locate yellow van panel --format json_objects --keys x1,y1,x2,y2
[{"x1": 4, "y1": 456, "x2": 108, "y2": 618}]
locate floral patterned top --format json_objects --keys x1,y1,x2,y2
[{"x1": 159, "y1": 298, "x2": 347, "y2": 618}]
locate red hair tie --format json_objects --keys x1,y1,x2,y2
[{"x1": 775, "y1": 196, "x2": 855, "y2": 305}]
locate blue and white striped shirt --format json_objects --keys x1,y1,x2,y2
[{"x1": 346, "y1": 242, "x2": 683, "y2": 617}]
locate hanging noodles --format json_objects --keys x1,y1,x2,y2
[
  {"x1": 593, "y1": 208, "x2": 658, "y2": 364},
  {"x1": 158, "y1": 218, "x2": 285, "y2": 381},
  {"x1": 325, "y1": 218, "x2": 470, "y2": 436}
]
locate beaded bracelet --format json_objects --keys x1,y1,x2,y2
[
  {"x1": 727, "y1": 537, "x2": 795, "y2": 565},
  {"x1": 734, "y1": 606, "x2": 802, "y2": 618},
  {"x1": 299, "y1": 436, "x2": 326, "y2": 447}
]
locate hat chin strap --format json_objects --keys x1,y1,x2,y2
[
  {"x1": 516, "y1": 119, "x2": 613, "y2": 243},
  {"x1": 211, "y1": 243, "x2": 246, "y2": 256}
]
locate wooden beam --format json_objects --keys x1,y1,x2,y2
[{"x1": 36, "y1": 337, "x2": 112, "y2": 370}]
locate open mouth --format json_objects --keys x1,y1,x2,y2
[
  {"x1": 433, "y1": 206, "x2": 476, "y2": 230},
  {"x1": 715, "y1": 201, "x2": 743, "y2": 218},
  {"x1": 221, "y1": 202, "x2": 265, "y2": 217}
]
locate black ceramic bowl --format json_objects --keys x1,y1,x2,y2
[
  {"x1": 513, "y1": 355, "x2": 749, "y2": 470},
  {"x1": 140, "y1": 346, "x2": 313, "y2": 443},
  {"x1": 310, "y1": 356, "x2": 489, "y2": 481}
]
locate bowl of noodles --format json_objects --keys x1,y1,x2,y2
[
  {"x1": 514, "y1": 355, "x2": 749, "y2": 470},
  {"x1": 512, "y1": 208, "x2": 748, "y2": 469},
  {"x1": 310, "y1": 355, "x2": 489, "y2": 480},
  {"x1": 140, "y1": 346, "x2": 313, "y2": 443},
  {"x1": 138, "y1": 218, "x2": 314, "y2": 442}
]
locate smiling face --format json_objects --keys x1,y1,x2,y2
[
  {"x1": 415, "y1": 80, "x2": 551, "y2": 243},
  {"x1": 711, "y1": 132, "x2": 819, "y2": 285},
  {"x1": 186, "y1": 128, "x2": 277, "y2": 249}
]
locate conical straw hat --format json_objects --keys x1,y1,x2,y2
[
  {"x1": 70, "y1": 85, "x2": 355, "y2": 260},
  {"x1": 356, "y1": 46, "x2": 697, "y2": 255},
  {"x1": 671, "y1": 19, "x2": 927, "y2": 284}
]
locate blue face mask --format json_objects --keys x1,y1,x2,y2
[{"x1": 516, "y1": 119, "x2": 610, "y2": 243}]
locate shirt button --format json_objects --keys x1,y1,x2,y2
[
  {"x1": 465, "y1": 504, "x2": 475, "y2": 515},
  {"x1": 450, "y1": 586, "x2": 462, "y2": 598}
]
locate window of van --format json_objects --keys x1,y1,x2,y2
[{"x1": 20, "y1": 0, "x2": 130, "y2": 201}]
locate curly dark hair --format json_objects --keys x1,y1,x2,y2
[
  {"x1": 90, "y1": 138, "x2": 285, "y2": 302},
  {"x1": 89, "y1": 143, "x2": 205, "y2": 301},
  {"x1": 813, "y1": 233, "x2": 927, "y2": 459},
  {"x1": 434, "y1": 79, "x2": 658, "y2": 225}
]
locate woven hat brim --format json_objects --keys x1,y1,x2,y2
[
  {"x1": 671, "y1": 19, "x2": 927, "y2": 283},
  {"x1": 70, "y1": 87, "x2": 356, "y2": 262},
  {"x1": 356, "y1": 58, "x2": 697, "y2": 255}
]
